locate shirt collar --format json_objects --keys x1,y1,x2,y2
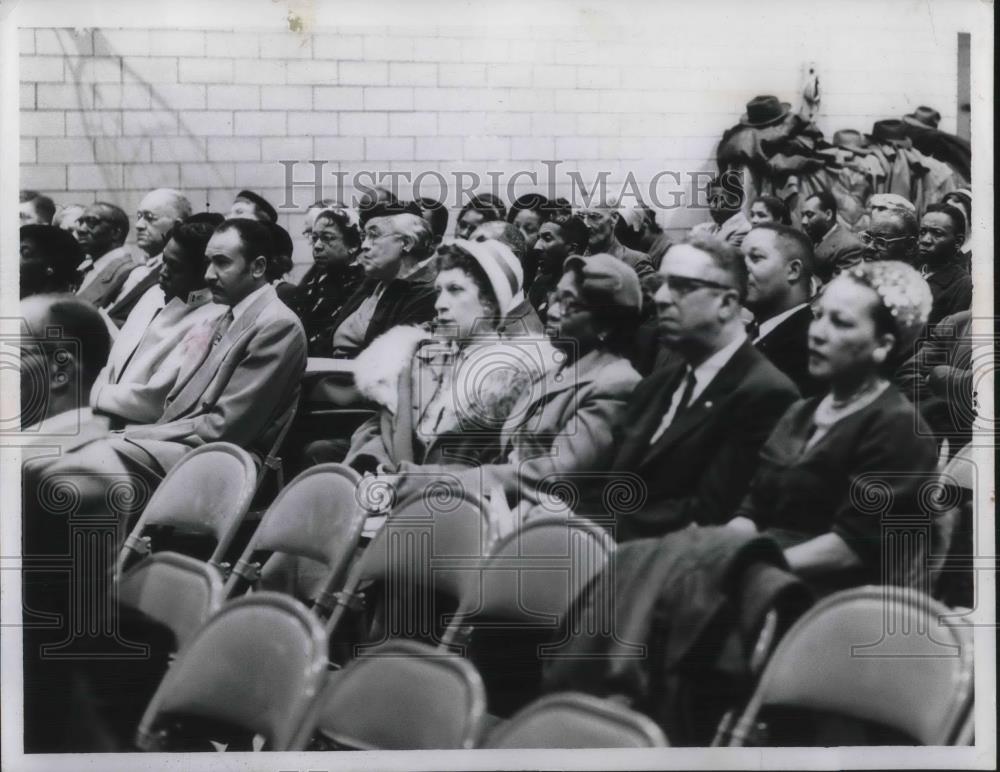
[
  {"x1": 230, "y1": 283, "x2": 271, "y2": 323},
  {"x1": 688, "y1": 329, "x2": 747, "y2": 397},
  {"x1": 757, "y1": 302, "x2": 810, "y2": 341}
]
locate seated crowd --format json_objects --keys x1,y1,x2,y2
[{"x1": 18, "y1": 174, "x2": 977, "y2": 750}]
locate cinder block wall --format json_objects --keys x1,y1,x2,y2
[{"x1": 19, "y1": 18, "x2": 962, "y2": 263}]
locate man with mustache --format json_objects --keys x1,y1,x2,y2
[{"x1": 27, "y1": 218, "x2": 306, "y2": 516}]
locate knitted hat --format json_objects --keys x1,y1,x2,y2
[{"x1": 453, "y1": 239, "x2": 524, "y2": 319}]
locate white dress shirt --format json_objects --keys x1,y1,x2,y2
[
  {"x1": 648, "y1": 330, "x2": 747, "y2": 445},
  {"x1": 755, "y1": 302, "x2": 810, "y2": 343}
]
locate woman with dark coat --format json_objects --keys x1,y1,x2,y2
[{"x1": 728, "y1": 260, "x2": 939, "y2": 593}]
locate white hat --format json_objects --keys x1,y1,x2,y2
[{"x1": 454, "y1": 239, "x2": 525, "y2": 319}]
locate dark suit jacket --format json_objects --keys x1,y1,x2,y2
[
  {"x1": 326, "y1": 262, "x2": 437, "y2": 357},
  {"x1": 118, "y1": 284, "x2": 306, "y2": 474},
  {"x1": 924, "y1": 261, "x2": 972, "y2": 327},
  {"x1": 754, "y1": 305, "x2": 823, "y2": 397},
  {"x1": 603, "y1": 340, "x2": 799, "y2": 540},
  {"x1": 813, "y1": 224, "x2": 863, "y2": 282}
]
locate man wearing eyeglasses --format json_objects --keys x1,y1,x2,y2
[
  {"x1": 74, "y1": 201, "x2": 141, "y2": 308},
  {"x1": 106, "y1": 189, "x2": 193, "y2": 326},
  {"x1": 857, "y1": 207, "x2": 919, "y2": 265},
  {"x1": 602, "y1": 234, "x2": 799, "y2": 540}
]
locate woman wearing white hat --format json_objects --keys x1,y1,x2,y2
[{"x1": 343, "y1": 239, "x2": 554, "y2": 474}]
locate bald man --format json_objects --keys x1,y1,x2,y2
[
  {"x1": 19, "y1": 294, "x2": 112, "y2": 448},
  {"x1": 107, "y1": 189, "x2": 193, "y2": 326}
]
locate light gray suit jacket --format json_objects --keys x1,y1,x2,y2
[{"x1": 118, "y1": 284, "x2": 306, "y2": 473}]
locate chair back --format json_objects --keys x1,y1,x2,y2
[
  {"x1": 134, "y1": 592, "x2": 327, "y2": 751},
  {"x1": 448, "y1": 516, "x2": 613, "y2": 638},
  {"x1": 729, "y1": 586, "x2": 974, "y2": 746},
  {"x1": 296, "y1": 639, "x2": 486, "y2": 750},
  {"x1": 117, "y1": 443, "x2": 257, "y2": 574},
  {"x1": 224, "y1": 463, "x2": 366, "y2": 602},
  {"x1": 483, "y1": 692, "x2": 668, "y2": 748},
  {"x1": 116, "y1": 552, "x2": 224, "y2": 650},
  {"x1": 346, "y1": 485, "x2": 489, "y2": 640}
]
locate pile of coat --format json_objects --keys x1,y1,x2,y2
[{"x1": 716, "y1": 97, "x2": 970, "y2": 229}]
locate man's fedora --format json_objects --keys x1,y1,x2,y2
[
  {"x1": 739, "y1": 95, "x2": 792, "y2": 127},
  {"x1": 902, "y1": 105, "x2": 942, "y2": 129},
  {"x1": 866, "y1": 119, "x2": 910, "y2": 143},
  {"x1": 832, "y1": 129, "x2": 866, "y2": 149}
]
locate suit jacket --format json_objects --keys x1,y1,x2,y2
[
  {"x1": 604, "y1": 341, "x2": 799, "y2": 540},
  {"x1": 397, "y1": 349, "x2": 641, "y2": 504},
  {"x1": 690, "y1": 211, "x2": 752, "y2": 248},
  {"x1": 107, "y1": 266, "x2": 162, "y2": 327},
  {"x1": 90, "y1": 288, "x2": 226, "y2": 424},
  {"x1": 76, "y1": 247, "x2": 139, "y2": 308},
  {"x1": 326, "y1": 262, "x2": 437, "y2": 357},
  {"x1": 605, "y1": 240, "x2": 656, "y2": 281},
  {"x1": 813, "y1": 224, "x2": 863, "y2": 282},
  {"x1": 118, "y1": 284, "x2": 306, "y2": 473},
  {"x1": 754, "y1": 305, "x2": 823, "y2": 397}
]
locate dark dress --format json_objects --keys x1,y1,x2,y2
[
  {"x1": 736, "y1": 384, "x2": 938, "y2": 592},
  {"x1": 292, "y1": 262, "x2": 365, "y2": 356}
]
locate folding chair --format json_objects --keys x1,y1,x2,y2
[
  {"x1": 116, "y1": 443, "x2": 257, "y2": 577},
  {"x1": 440, "y1": 515, "x2": 615, "y2": 648},
  {"x1": 116, "y1": 551, "x2": 224, "y2": 651},
  {"x1": 436, "y1": 515, "x2": 614, "y2": 717},
  {"x1": 252, "y1": 395, "x2": 300, "y2": 501},
  {"x1": 727, "y1": 585, "x2": 975, "y2": 746},
  {"x1": 134, "y1": 592, "x2": 328, "y2": 752},
  {"x1": 482, "y1": 692, "x2": 668, "y2": 748},
  {"x1": 320, "y1": 483, "x2": 490, "y2": 643},
  {"x1": 223, "y1": 463, "x2": 367, "y2": 606},
  {"x1": 292, "y1": 639, "x2": 487, "y2": 750}
]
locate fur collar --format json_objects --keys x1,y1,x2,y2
[
  {"x1": 354, "y1": 325, "x2": 557, "y2": 428},
  {"x1": 354, "y1": 325, "x2": 433, "y2": 416}
]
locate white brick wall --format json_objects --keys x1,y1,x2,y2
[{"x1": 20, "y1": 17, "x2": 970, "y2": 262}]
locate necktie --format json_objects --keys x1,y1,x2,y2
[
  {"x1": 648, "y1": 368, "x2": 698, "y2": 445},
  {"x1": 212, "y1": 310, "x2": 235, "y2": 348},
  {"x1": 746, "y1": 318, "x2": 760, "y2": 342}
]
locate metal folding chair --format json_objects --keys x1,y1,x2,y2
[
  {"x1": 115, "y1": 443, "x2": 257, "y2": 577},
  {"x1": 727, "y1": 585, "x2": 974, "y2": 746},
  {"x1": 440, "y1": 515, "x2": 615, "y2": 649},
  {"x1": 116, "y1": 551, "x2": 224, "y2": 651},
  {"x1": 223, "y1": 463, "x2": 367, "y2": 606},
  {"x1": 134, "y1": 592, "x2": 327, "y2": 751},
  {"x1": 482, "y1": 692, "x2": 668, "y2": 748},
  {"x1": 292, "y1": 638, "x2": 487, "y2": 750},
  {"x1": 320, "y1": 483, "x2": 490, "y2": 642}
]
